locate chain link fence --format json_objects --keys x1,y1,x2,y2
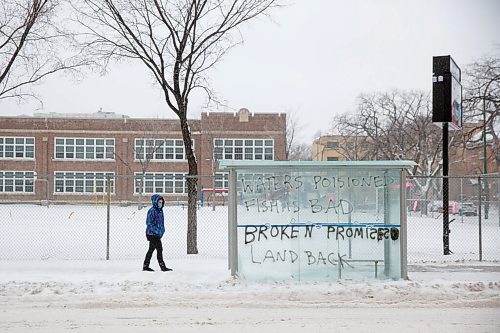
[
  {"x1": 0, "y1": 174, "x2": 499, "y2": 264},
  {"x1": 0, "y1": 175, "x2": 228, "y2": 261},
  {"x1": 407, "y1": 175, "x2": 500, "y2": 262}
]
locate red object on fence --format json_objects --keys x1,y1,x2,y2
[{"x1": 201, "y1": 188, "x2": 228, "y2": 194}]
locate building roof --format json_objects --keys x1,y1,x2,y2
[{"x1": 33, "y1": 111, "x2": 130, "y2": 119}]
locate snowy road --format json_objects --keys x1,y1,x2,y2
[
  {"x1": 2, "y1": 293, "x2": 499, "y2": 333},
  {"x1": 1, "y1": 259, "x2": 500, "y2": 332}
]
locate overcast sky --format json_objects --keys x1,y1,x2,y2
[{"x1": 2, "y1": 0, "x2": 499, "y2": 143}]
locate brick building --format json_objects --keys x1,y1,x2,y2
[
  {"x1": 448, "y1": 122, "x2": 499, "y2": 177},
  {"x1": 0, "y1": 109, "x2": 286, "y2": 204},
  {"x1": 313, "y1": 129, "x2": 498, "y2": 177}
]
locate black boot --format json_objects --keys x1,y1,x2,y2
[
  {"x1": 143, "y1": 262, "x2": 154, "y2": 271},
  {"x1": 159, "y1": 262, "x2": 172, "y2": 272}
]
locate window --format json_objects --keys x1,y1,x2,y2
[
  {"x1": 0, "y1": 137, "x2": 35, "y2": 159},
  {"x1": 214, "y1": 138, "x2": 274, "y2": 160},
  {"x1": 54, "y1": 172, "x2": 114, "y2": 194},
  {"x1": 0, "y1": 171, "x2": 35, "y2": 193},
  {"x1": 215, "y1": 173, "x2": 229, "y2": 189},
  {"x1": 135, "y1": 139, "x2": 189, "y2": 161},
  {"x1": 326, "y1": 141, "x2": 339, "y2": 149},
  {"x1": 54, "y1": 138, "x2": 114, "y2": 160},
  {"x1": 360, "y1": 142, "x2": 370, "y2": 149},
  {"x1": 327, "y1": 156, "x2": 339, "y2": 161},
  {"x1": 134, "y1": 173, "x2": 186, "y2": 194}
]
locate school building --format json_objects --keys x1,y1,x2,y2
[{"x1": 0, "y1": 108, "x2": 286, "y2": 204}]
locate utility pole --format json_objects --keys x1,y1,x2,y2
[
  {"x1": 432, "y1": 55, "x2": 462, "y2": 256},
  {"x1": 442, "y1": 122, "x2": 450, "y2": 255}
]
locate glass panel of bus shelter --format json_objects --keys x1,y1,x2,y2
[{"x1": 236, "y1": 166, "x2": 402, "y2": 281}]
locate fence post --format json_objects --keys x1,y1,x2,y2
[
  {"x1": 498, "y1": 178, "x2": 500, "y2": 228},
  {"x1": 460, "y1": 178, "x2": 463, "y2": 223},
  {"x1": 348, "y1": 186, "x2": 352, "y2": 259},
  {"x1": 478, "y1": 176, "x2": 483, "y2": 262},
  {"x1": 400, "y1": 170, "x2": 408, "y2": 280},
  {"x1": 106, "y1": 175, "x2": 111, "y2": 260},
  {"x1": 228, "y1": 169, "x2": 238, "y2": 276},
  {"x1": 443, "y1": 174, "x2": 450, "y2": 255},
  {"x1": 383, "y1": 171, "x2": 391, "y2": 276}
]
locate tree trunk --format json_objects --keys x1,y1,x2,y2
[{"x1": 179, "y1": 114, "x2": 198, "y2": 254}]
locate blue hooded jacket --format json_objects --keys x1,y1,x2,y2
[{"x1": 145, "y1": 194, "x2": 165, "y2": 238}]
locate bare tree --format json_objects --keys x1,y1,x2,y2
[
  {"x1": 462, "y1": 54, "x2": 500, "y2": 169},
  {"x1": 284, "y1": 108, "x2": 311, "y2": 161},
  {"x1": 200, "y1": 112, "x2": 228, "y2": 210},
  {"x1": 285, "y1": 109, "x2": 299, "y2": 159},
  {"x1": 0, "y1": 0, "x2": 84, "y2": 102},
  {"x1": 459, "y1": 54, "x2": 500, "y2": 218},
  {"x1": 331, "y1": 90, "x2": 443, "y2": 212},
  {"x1": 74, "y1": 0, "x2": 280, "y2": 254},
  {"x1": 330, "y1": 118, "x2": 376, "y2": 161},
  {"x1": 114, "y1": 130, "x2": 168, "y2": 209},
  {"x1": 288, "y1": 142, "x2": 311, "y2": 161}
]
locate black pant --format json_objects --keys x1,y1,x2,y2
[{"x1": 144, "y1": 235, "x2": 163, "y2": 266}]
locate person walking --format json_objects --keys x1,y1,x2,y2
[{"x1": 143, "y1": 194, "x2": 172, "y2": 272}]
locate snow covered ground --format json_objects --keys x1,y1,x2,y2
[
  {"x1": 1, "y1": 204, "x2": 499, "y2": 262},
  {"x1": 0, "y1": 204, "x2": 499, "y2": 332},
  {"x1": 0, "y1": 259, "x2": 499, "y2": 332}
]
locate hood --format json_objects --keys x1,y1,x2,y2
[{"x1": 151, "y1": 194, "x2": 164, "y2": 209}]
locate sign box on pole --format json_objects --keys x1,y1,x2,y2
[{"x1": 432, "y1": 55, "x2": 462, "y2": 130}]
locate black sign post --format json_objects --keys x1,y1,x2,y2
[{"x1": 432, "y1": 55, "x2": 462, "y2": 256}]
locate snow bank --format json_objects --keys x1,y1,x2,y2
[
  {"x1": 0, "y1": 259, "x2": 499, "y2": 332},
  {"x1": 1, "y1": 258, "x2": 499, "y2": 304}
]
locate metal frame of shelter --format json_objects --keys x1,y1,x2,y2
[{"x1": 220, "y1": 160, "x2": 416, "y2": 281}]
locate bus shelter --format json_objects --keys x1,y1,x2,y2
[{"x1": 220, "y1": 160, "x2": 415, "y2": 281}]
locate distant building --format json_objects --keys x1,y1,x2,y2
[
  {"x1": 312, "y1": 135, "x2": 371, "y2": 161},
  {"x1": 0, "y1": 109, "x2": 286, "y2": 203},
  {"x1": 312, "y1": 126, "x2": 498, "y2": 176},
  {"x1": 449, "y1": 121, "x2": 499, "y2": 176}
]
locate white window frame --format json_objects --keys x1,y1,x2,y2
[
  {"x1": 54, "y1": 138, "x2": 115, "y2": 160},
  {"x1": 214, "y1": 138, "x2": 274, "y2": 161},
  {"x1": 215, "y1": 172, "x2": 229, "y2": 189},
  {"x1": 54, "y1": 171, "x2": 115, "y2": 194},
  {"x1": 134, "y1": 172, "x2": 187, "y2": 194},
  {"x1": 0, "y1": 137, "x2": 35, "y2": 159},
  {"x1": 134, "y1": 139, "x2": 190, "y2": 161},
  {"x1": 0, "y1": 171, "x2": 35, "y2": 193}
]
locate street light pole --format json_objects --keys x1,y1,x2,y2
[
  {"x1": 432, "y1": 55, "x2": 462, "y2": 255},
  {"x1": 482, "y1": 94, "x2": 489, "y2": 219},
  {"x1": 443, "y1": 122, "x2": 451, "y2": 255}
]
